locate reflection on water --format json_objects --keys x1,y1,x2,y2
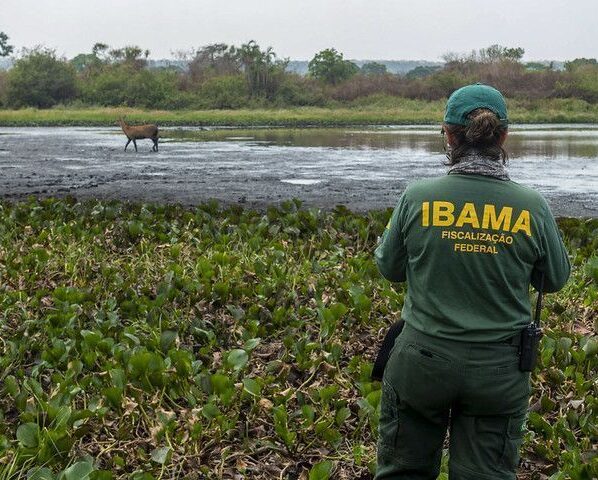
[
  {"x1": 165, "y1": 124, "x2": 598, "y2": 159},
  {"x1": 161, "y1": 125, "x2": 598, "y2": 200}
]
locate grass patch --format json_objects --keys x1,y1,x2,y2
[
  {"x1": 0, "y1": 198, "x2": 595, "y2": 479},
  {"x1": 1, "y1": 98, "x2": 598, "y2": 126}
]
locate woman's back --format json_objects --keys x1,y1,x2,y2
[{"x1": 375, "y1": 172, "x2": 570, "y2": 341}]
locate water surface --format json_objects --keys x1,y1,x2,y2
[{"x1": 0, "y1": 125, "x2": 596, "y2": 216}]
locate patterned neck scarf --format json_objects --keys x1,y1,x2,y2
[{"x1": 448, "y1": 151, "x2": 510, "y2": 181}]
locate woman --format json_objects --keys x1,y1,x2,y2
[{"x1": 374, "y1": 84, "x2": 570, "y2": 480}]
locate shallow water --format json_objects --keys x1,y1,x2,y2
[{"x1": 0, "y1": 125, "x2": 596, "y2": 216}]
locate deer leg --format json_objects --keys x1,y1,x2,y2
[
  {"x1": 133, "y1": 139, "x2": 138, "y2": 152},
  {"x1": 124, "y1": 139, "x2": 131, "y2": 151},
  {"x1": 153, "y1": 138, "x2": 158, "y2": 152}
]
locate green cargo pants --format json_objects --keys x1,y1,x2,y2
[{"x1": 375, "y1": 322, "x2": 531, "y2": 480}]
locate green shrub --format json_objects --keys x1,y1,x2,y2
[
  {"x1": 195, "y1": 75, "x2": 249, "y2": 109},
  {"x1": 79, "y1": 66, "x2": 180, "y2": 108},
  {"x1": 274, "y1": 75, "x2": 327, "y2": 106},
  {"x1": 556, "y1": 65, "x2": 598, "y2": 102},
  {"x1": 5, "y1": 48, "x2": 77, "y2": 108}
]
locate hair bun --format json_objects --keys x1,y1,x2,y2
[{"x1": 465, "y1": 109, "x2": 502, "y2": 146}]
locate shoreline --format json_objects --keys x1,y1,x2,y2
[
  {"x1": 1, "y1": 193, "x2": 595, "y2": 220},
  {"x1": 1, "y1": 99, "x2": 598, "y2": 126}
]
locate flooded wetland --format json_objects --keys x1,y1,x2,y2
[{"x1": 0, "y1": 124, "x2": 596, "y2": 216}]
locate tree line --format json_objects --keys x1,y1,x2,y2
[{"x1": 0, "y1": 33, "x2": 597, "y2": 109}]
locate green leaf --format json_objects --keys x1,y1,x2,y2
[
  {"x1": 123, "y1": 333, "x2": 140, "y2": 346},
  {"x1": 210, "y1": 374, "x2": 232, "y2": 394},
  {"x1": 226, "y1": 349, "x2": 249, "y2": 371},
  {"x1": 130, "y1": 474, "x2": 155, "y2": 480},
  {"x1": 80, "y1": 330, "x2": 102, "y2": 348},
  {"x1": 160, "y1": 330, "x2": 178, "y2": 352},
  {"x1": 169, "y1": 349, "x2": 193, "y2": 377},
  {"x1": 309, "y1": 460, "x2": 333, "y2": 480},
  {"x1": 16, "y1": 423, "x2": 40, "y2": 448},
  {"x1": 62, "y1": 461, "x2": 94, "y2": 480},
  {"x1": 242, "y1": 378, "x2": 261, "y2": 396},
  {"x1": 335, "y1": 407, "x2": 351, "y2": 426},
  {"x1": 150, "y1": 446, "x2": 171, "y2": 465},
  {"x1": 89, "y1": 472, "x2": 114, "y2": 480},
  {"x1": 4, "y1": 375, "x2": 20, "y2": 397},
  {"x1": 582, "y1": 337, "x2": 598, "y2": 356},
  {"x1": 103, "y1": 387, "x2": 123, "y2": 409},
  {"x1": 27, "y1": 467, "x2": 55, "y2": 480},
  {"x1": 557, "y1": 336, "x2": 573, "y2": 352},
  {"x1": 109, "y1": 368, "x2": 126, "y2": 390},
  {"x1": 127, "y1": 221, "x2": 143, "y2": 238},
  {"x1": 302, "y1": 405, "x2": 315, "y2": 424},
  {"x1": 318, "y1": 385, "x2": 339, "y2": 404},
  {"x1": 226, "y1": 305, "x2": 245, "y2": 321},
  {"x1": 244, "y1": 338, "x2": 261, "y2": 351},
  {"x1": 201, "y1": 402, "x2": 220, "y2": 420}
]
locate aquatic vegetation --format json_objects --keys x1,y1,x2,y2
[{"x1": 0, "y1": 198, "x2": 595, "y2": 479}]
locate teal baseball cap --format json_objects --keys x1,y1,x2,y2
[{"x1": 444, "y1": 83, "x2": 508, "y2": 126}]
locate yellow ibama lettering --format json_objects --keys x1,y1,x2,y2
[
  {"x1": 455, "y1": 202, "x2": 480, "y2": 228},
  {"x1": 422, "y1": 202, "x2": 430, "y2": 227},
  {"x1": 511, "y1": 210, "x2": 532, "y2": 236},
  {"x1": 482, "y1": 205, "x2": 512, "y2": 231},
  {"x1": 433, "y1": 201, "x2": 455, "y2": 226}
]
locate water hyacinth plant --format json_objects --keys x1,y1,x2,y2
[{"x1": 0, "y1": 198, "x2": 595, "y2": 479}]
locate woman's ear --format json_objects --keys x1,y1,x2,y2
[{"x1": 498, "y1": 130, "x2": 508, "y2": 146}]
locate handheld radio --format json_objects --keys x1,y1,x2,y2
[{"x1": 519, "y1": 273, "x2": 544, "y2": 372}]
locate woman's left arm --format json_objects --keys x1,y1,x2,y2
[{"x1": 375, "y1": 194, "x2": 408, "y2": 283}]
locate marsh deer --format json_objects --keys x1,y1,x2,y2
[{"x1": 118, "y1": 117, "x2": 159, "y2": 152}]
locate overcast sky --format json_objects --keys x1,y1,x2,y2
[{"x1": 2, "y1": 0, "x2": 597, "y2": 61}]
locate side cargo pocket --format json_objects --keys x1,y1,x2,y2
[
  {"x1": 500, "y1": 412, "x2": 527, "y2": 470},
  {"x1": 377, "y1": 380, "x2": 400, "y2": 461}
]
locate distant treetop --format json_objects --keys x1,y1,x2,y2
[
  {"x1": 308, "y1": 48, "x2": 359, "y2": 85},
  {"x1": 360, "y1": 62, "x2": 387, "y2": 75},
  {"x1": 443, "y1": 44, "x2": 525, "y2": 64},
  {"x1": 0, "y1": 31, "x2": 14, "y2": 57}
]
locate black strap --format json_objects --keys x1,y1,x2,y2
[{"x1": 371, "y1": 319, "x2": 405, "y2": 382}]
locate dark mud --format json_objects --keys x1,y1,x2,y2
[{"x1": 0, "y1": 126, "x2": 596, "y2": 217}]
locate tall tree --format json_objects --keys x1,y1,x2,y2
[
  {"x1": 109, "y1": 45, "x2": 149, "y2": 69},
  {"x1": 0, "y1": 31, "x2": 14, "y2": 57},
  {"x1": 236, "y1": 41, "x2": 287, "y2": 97},
  {"x1": 308, "y1": 48, "x2": 358, "y2": 85},
  {"x1": 443, "y1": 45, "x2": 525, "y2": 66},
  {"x1": 92, "y1": 43, "x2": 110, "y2": 61},
  {"x1": 188, "y1": 43, "x2": 240, "y2": 81}
]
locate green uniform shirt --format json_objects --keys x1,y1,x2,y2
[{"x1": 375, "y1": 174, "x2": 571, "y2": 342}]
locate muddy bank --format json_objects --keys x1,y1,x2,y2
[{"x1": 0, "y1": 127, "x2": 596, "y2": 217}]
